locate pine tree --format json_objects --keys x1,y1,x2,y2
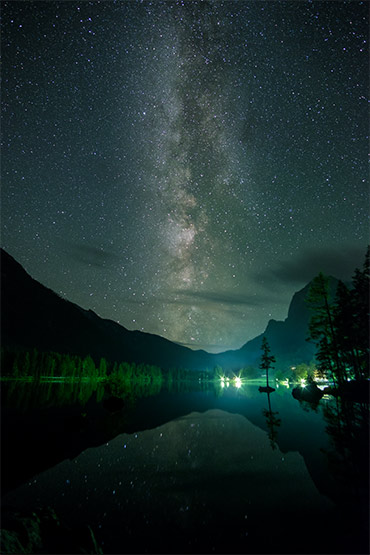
[
  {"x1": 333, "y1": 280, "x2": 358, "y2": 380},
  {"x1": 306, "y1": 273, "x2": 344, "y2": 385},
  {"x1": 259, "y1": 336, "x2": 276, "y2": 388},
  {"x1": 99, "y1": 358, "x2": 107, "y2": 380},
  {"x1": 351, "y1": 247, "x2": 370, "y2": 379}
]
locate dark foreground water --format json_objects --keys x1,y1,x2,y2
[{"x1": 1, "y1": 380, "x2": 369, "y2": 554}]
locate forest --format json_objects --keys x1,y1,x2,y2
[
  {"x1": 0, "y1": 347, "x2": 214, "y2": 386},
  {"x1": 306, "y1": 246, "x2": 369, "y2": 386}
]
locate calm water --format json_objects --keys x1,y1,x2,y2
[{"x1": 1, "y1": 380, "x2": 369, "y2": 554}]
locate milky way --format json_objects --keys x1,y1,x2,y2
[{"x1": 1, "y1": 1, "x2": 368, "y2": 352}]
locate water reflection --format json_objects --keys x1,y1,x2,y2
[
  {"x1": 1, "y1": 381, "x2": 369, "y2": 554},
  {"x1": 2, "y1": 378, "x2": 105, "y2": 411},
  {"x1": 322, "y1": 397, "x2": 369, "y2": 532},
  {"x1": 2, "y1": 379, "x2": 167, "y2": 412},
  {"x1": 2, "y1": 409, "x2": 334, "y2": 554},
  {"x1": 261, "y1": 391, "x2": 281, "y2": 450}
]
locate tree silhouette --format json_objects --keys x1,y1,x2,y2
[
  {"x1": 351, "y1": 247, "x2": 370, "y2": 378},
  {"x1": 333, "y1": 280, "x2": 360, "y2": 380},
  {"x1": 259, "y1": 336, "x2": 275, "y2": 389},
  {"x1": 307, "y1": 248, "x2": 369, "y2": 385},
  {"x1": 306, "y1": 272, "x2": 344, "y2": 385}
]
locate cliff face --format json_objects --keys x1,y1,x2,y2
[{"x1": 214, "y1": 282, "x2": 316, "y2": 369}]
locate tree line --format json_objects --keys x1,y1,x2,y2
[
  {"x1": 306, "y1": 247, "x2": 369, "y2": 386},
  {"x1": 0, "y1": 347, "x2": 214, "y2": 385}
]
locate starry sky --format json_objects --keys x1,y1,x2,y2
[{"x1": 1, "y1": 1, "x2": 369, "y2": 353}]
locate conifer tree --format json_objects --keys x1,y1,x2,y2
[
  {"x1": 351, "y1": 246, "x2": 370, "y2": 378},
  {"x1": 99, "y1": 358, "x2": 107, "y2": 380},
  {"x1": 259, "y1": 336, "x2": 275, "y2": 388},
  {"x1": 333, "y1": 280, "x2": 358, "y2": 380},
  {"x1": 306, "y1": 272, "x2": 344, "y2": 385}
]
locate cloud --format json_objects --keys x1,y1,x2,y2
[
  {"x1": 174, "y1": 340, "x2": 228, "y2": 352},
  {"x1": 258, "y1": 244, "x2": 367, "y2": 286},
  {"x1": 66, "y1": 243, "x2": 120, "y2": 269},
  {"x1": 172, "y1": 289, "x2": 279, "y2": 308},
  {"x1": 121, "y1": 289, "x2": 285, "y2": 314}
]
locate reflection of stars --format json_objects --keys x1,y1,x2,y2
[{"x1": 5, "y1": 408, "x2": 330, "y2": 553}]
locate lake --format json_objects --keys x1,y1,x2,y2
[{"x1": 1, "y1": 380, "x2": 369, "y2": 554}]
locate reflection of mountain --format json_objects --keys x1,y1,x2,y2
[
  {"x1": 0, "y1": 383, "x2": 292, "y2": 493},
  {"x1": 2, "y1": 249, "x2": 316, "y2": 370},
  {"x1": 3, "y1": 408, "x2": 335, "y2": 555},
  {"x1": 0, "y1": 381, "x2": 348, "y2": 504},
  {"x1": 2, "y1": 381, "x2": 369, "y2": 553}
]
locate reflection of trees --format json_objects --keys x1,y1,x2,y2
[
  {"x1": 3, "y1": 380, "x2": 104, "y2": 411},
  {"x1": 320, "y1": 397, "x2": 369, "y2": 542},
  {"x1": 3, "y1": 378, "x2": 215, "y2": 413},
  {"x1": 262, "y1": 391, "x2": 281, "y2": 450},
  {"x1": 322, "y1": 399, "x2": 369, "y2": 503},
  {"x1": 293, "y1": 396, "x2": 321, "y2": 413}
]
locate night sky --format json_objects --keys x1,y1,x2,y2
[{"x1": 1, "y1": 1, "x2": 369, "y2": 353}]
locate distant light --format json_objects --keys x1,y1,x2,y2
[{"x1": 235, "y1": 377, "x2": 242, "y2": 389}]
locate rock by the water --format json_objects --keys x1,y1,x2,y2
[
  {"x1": 292, "y1": 382, "x2": 323, "y2": 402},
  {"x1": 258, "y1": 386, "x2": 275, "y2": 393}
]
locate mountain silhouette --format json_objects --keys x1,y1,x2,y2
[
  {"x1": 0, "y1": 249, "x2": 216, "y2": 370},
  {"x1": 1, "y1": 248, "x2": 317, "y2": 370},
  {"x1": 214, "y1": 284, "x2": 317, "y2": 369}
]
